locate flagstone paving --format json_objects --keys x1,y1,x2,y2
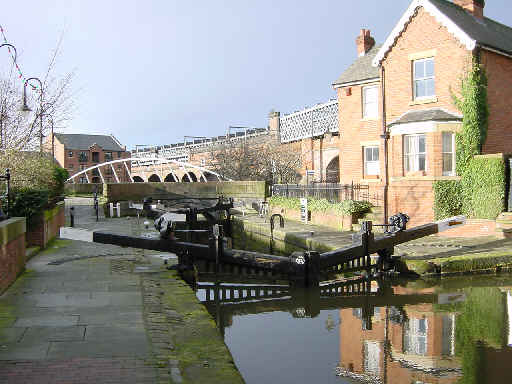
[{"x1": 0, "y1": 197, "x2": 244, "y2": 383}]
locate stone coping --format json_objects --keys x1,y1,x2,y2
[{"x1": 0, "y1": 217, "x2": 26, "y2": 246}]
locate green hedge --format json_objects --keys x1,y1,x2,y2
[
  {"x1": 433, "y1": 180, "x2": 462, "y2": 220},
  {"x1": 434, "y1": 156, "x2": 505, "y2": 220},
  {"x1": 268, "y1": 196, "x2": 372, "y2": 216},
  {"x1": 7, "y1": 188, "x2": 50, "y2": 229},
  {"x1": 461, "y1": 156, "x2": 505, "y2": 219}
]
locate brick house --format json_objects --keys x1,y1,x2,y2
[
  {"x1": 334, "y1": 0, "x2": 512, "y2": 226},
  {"x1": 49, "y1": 134, "x2": 131, "y2": 183}
]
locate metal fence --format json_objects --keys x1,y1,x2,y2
[{"x1": 272, "y1": 183, "x2": 374, "y2": 203}]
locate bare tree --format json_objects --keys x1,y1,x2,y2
[
  {"x1": 209, "y1": 140, "x2": 302, "y2": 183},
  {"x1": 0, "y1": 32, "x2": 76, "y2": 151}
]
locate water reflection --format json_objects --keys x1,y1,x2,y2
[{"x1": 193, "y1": 271, "x2": 512, "y2": 384}]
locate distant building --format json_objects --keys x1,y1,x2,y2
[{"x1": 48, "y1": 134, "x2": 131, "y2": 183}]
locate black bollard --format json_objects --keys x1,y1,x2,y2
[{"x1": 70, "y1": 207, "x2": 75, "y2": 227}]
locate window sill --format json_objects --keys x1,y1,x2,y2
[
  {"x1": 409, "y1": 96, "x2": 438, "y2": 106},
  {"x1": 361, "y1": 178, "x2": 381, "y2": 183},
  {"x1": 361, "y1": 117, "x2": 379, "y2": 122},
  {"x1": 391, "y1": 175, "x2": 461, "y2": 182}
]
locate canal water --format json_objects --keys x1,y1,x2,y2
[{"x1": 195, "y1": 273, "x2": 512, "y2": 384}]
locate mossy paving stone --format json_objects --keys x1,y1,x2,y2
[{"x1": 142, "y1": 270, "x2": 244, "y2": 383}]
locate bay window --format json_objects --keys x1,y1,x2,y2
[
  {"x1": 442, "y1": 132, "x2": 455, "y2": 176},
  {"x1": 404, "y1": 134, "x2": 426, "y2": 173}
]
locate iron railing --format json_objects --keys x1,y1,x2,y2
[{"x1": 272, "y1": 183, "x2": 372, "y2": 203}]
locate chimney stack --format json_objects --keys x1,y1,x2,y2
[
  {"x1": 356, "y1": 29, "x2": 375, "y2": 57},
  {"x1": 453, "y1": 0, "x2": 484, "y2": 19}
]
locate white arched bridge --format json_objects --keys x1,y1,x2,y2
[{"x1": 66, "y1": 157, "x2": 232, "y2": 184}]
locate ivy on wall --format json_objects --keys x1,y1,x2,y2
[
  {"x1": 433, "y1": 61, "x2": 505, "y2": 220},
  {"x1": 461, "y1": 156, "x2": 505, "y2": 219}
]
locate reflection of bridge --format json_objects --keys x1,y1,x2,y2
[{"x1": 66, "y1": 157, "x2": 231, "y2": 183}]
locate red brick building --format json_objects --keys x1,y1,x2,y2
[
  {"x1": 49, "y1": 134, "x2": 131, "y2": 183},
  {"x1": 333, "y1": 0, "x2": 512, "y2": 225}
]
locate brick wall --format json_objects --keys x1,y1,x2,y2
[
  {"x1": 380, "y1": 7, "x2": 471, "y2": 225},
  {"x1": 0, "y1": 218, "x2": 26, "y2": 294},
  {"x1": 337, "y1": 82, "x2": 382, "y2": 185},
  {"x1": 481, "y1": 49, "x2": 512, "y2": 155},
  {"x1": 26, "y1": 202, "x2": 65, "y2": 249},
  {"x1": 383, "y1": 8, "x2": 470, "y2": 122}
]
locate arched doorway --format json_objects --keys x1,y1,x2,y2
[
  {"x1": 148, "y1": 174, "x2": 161, "y2": 182},
  {"x1": 164, "y1": 173, "x2": 177, "y2": 182},
  {"x1": 325, "y1": 156, "x2": 340, "y2": 183},
  {"x1": 133, "y1": 176, "x2": 144, "y2": 182}
]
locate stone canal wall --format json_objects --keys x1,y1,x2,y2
[
  {"x1": 0, "y1": 217, "x2": 26, "y2": 294},
  {"x1": 234, "y1": 213, "x2": 512, "y2": 278},
  {"x1": 103, "y1": 181, "x2": 267, "y2": 202},
  {"x1": 65, "y1": 183, "x2": 103, "y2": 195}
]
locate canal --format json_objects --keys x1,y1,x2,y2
[{"x1": 194, "y1": 273, "x2": 512, "y2": 384}]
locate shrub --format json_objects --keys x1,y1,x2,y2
[
  {"x1": 461, "y1": 156, "x2": 505, "y2": 219},
  {"x1": 268, "y1": 196, "x2": 372, "y2": 216},
  {"x1": 433, "y1": 180, "x2": 463, "y2": 220},
  {"x1": 8, "y1": 188, "x2": 50, "y2": 229}
]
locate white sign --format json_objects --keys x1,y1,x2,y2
[
  {"x1": 435, "y1": 215, "x2": 466, "y2": 232},
  {"x1": 300, "y1": 198, "x2": 308, "y2": 223}
]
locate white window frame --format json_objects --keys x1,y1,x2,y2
[
  {"x1": 413, "y1": 58, "x2": 435, "y2": 99},
  {"x1": 404, "y1": 134, "x2": 427, "y2": 173},
  {"x1": 68, "y1": 151, "x2": 73, "y2": 158},
  {"x1": 404, "y1": 317, "x2": 428, "y2": 355},
  {"x1": 362, "y1": 85, "x2": 379, "y2": 119},
  {"x1": 364, "y1": 146, "x2": 380, "y2": 176},
  {"x1": 442, "y1": 132, "x2": 455, "y2": 176}
]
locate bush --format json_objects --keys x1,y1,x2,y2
[
  {"x1": 268, "y1": 196, "x2": 372, "y2": 216},
  {"x1": 433, "y1": 180, "x2": 463, "y2": 220},
  {"x1": 52, "y1": 166, "x2": 69, "y2": 197},
  {"x1": 0, "y1": 151, "x2": 67, "y2": 222},
  {"x1": 461, "y1": 156, "x2": 505, "y2": 219},
  {"x1": 8, "y1": 188, "x2": 50, "y2": 228}
]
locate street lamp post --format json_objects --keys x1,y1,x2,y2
[
  {"x1": 21, "y1": 77, "x2": 44, "y2": 154},
  {"x1": 0, "y1": 43, "x2": 17, "y2": 150}
]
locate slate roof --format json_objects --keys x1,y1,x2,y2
[
  {"x1": 333, "y1": 45, "x2": 381, "y2": 87},
  {"x1": 430, "y1": 0, "x2": 512, "y2": 56},
  {"x1": 54, "y1": 134, "x2": 125, "y2": 151},
  {"x1": 389, "y1": 108, "x2": 462, "y2": 126}
]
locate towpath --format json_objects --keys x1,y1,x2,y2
[{"x1": 0, "y1": 197, "x2": 243, "y2": 384}]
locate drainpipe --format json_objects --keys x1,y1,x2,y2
[{"x1": 380, "y1": 66, "x2": 389, "y2": 223}]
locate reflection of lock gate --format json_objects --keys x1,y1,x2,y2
[{"x1": 92, "y1": 198, "x2": 466, "y2": 288}]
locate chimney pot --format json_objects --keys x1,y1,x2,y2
[
  {"x1": 356, "y1": 29, "x2": 375, "y2": 57},
  {"x1": 453, "y1": 0, "x2": 484, "y2": 19}
]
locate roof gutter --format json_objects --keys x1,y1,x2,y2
[
  {"x1": 480, "y1": 44, "x2": 512, "y2": 59},
  {"x1": 332, "y1": 77, "x2": 380, "y2": 89}
]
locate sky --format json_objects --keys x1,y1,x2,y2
[{"x1": 1, "y1": 0, "x2": 511, "y2": 150}]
